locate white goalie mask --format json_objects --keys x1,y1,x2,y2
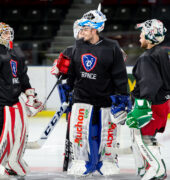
[
  {"x1": 0, "y1": 22, "x2": 14, "y2": 49},
  {"x1": 78, "y1": 4, "x2": 107, "y2": 33},
  {"x1": 73, "y1": 19, "x2": 82, "y2": 39},
  {"x1": 136, "y1": 19, "x2": 167, "y2": 45}
]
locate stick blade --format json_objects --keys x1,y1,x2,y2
[{"x1": 26, "y1": 141, "x2": 41, "y2": 149}]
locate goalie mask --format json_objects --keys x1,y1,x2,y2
[
  {"x1": 78, "y1": 4, "x2": 107, "y2": 33},
  {"x1": 136, "y1": 19, "x2": 167, "y2": 45},
  {"x1": 0, "y1": 22, "x2": 14, "y2": 49},
  {"x1": 73, "y1": 19, "x2": 82, "y2": 39}
]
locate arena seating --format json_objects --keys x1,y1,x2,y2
[{"x1": 1, "y1": 0, "x2": 169, "y2": 65}]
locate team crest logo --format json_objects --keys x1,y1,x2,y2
[
  {"x1": 10, "y1": 60, "x2": 17, "y2": 77},
  {"x1": 81, "y1": 53, "x2": 97, "y2": 72}
]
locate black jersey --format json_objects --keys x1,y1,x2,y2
[
  {"x1": 67, "y1": 37, "x2": 128, "y2": 107},
  {"x1": 0, "y1": 45, "x2": 31, "y2": 106},
  {"x1": 132, "y1": 44, "x2": 170, "y2": 105}
]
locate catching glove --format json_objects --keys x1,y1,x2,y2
[
  {"x1": 110, "y1": 95, "x2": 132, "y2": 125},
  {"x1": 25, "y1": 88, "x2": 42, "y2": 117},
  {"x1": 126, "y1": 98, "x2": 152, "y2": 129}
]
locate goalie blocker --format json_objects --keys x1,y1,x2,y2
[{"x1": 51, "y1": 53, "x2": 71, "y2": 76}]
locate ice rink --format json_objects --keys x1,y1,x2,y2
[{"x1": 12, "y1": 115, "x2": 170, "y2": 179}]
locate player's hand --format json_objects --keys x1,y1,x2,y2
[
  {"x1": 126, "y1": 98, "x2": 152, "y2": 129},
  {"x1": 51, "y1": 53, "x2": 71, "y2": 76},
  {"x1": 25, "y1": 88, "x2": 43, "y2": 117},
  {"x1": 51, "y1": 59, "x2": 59, "y2": 76},
  {"x1": 110, "y1": 95, "x2": 132, "y2": 125}
]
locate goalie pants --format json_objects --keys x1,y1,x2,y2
[
  {"x1": 141, "y1": 100, "x2": 170, "y2": 136},
  {"x1": 0, "y1": 101, "x2": 28, "y2": 176}
]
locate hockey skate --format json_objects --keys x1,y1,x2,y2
[
  {"x1": 5, "y1": 168, "x2": 18, "y2": 176},
  {"x1": 67, "y1": 160, "x2": 88, "y2": 176},
  {"x1": 97, "y1": 155, "x2": 120, "y2": 176},
  {"x1": 98, "y1": 160, "x2": 120, "y2": 176},
  {"x1": 142, "y1": 159, "x2": 167, "y2": 180},
  {"x1": 4, "y1": 158, "x2": 29, "y2": 177},
  {"x1": 138, "y1": 167, "x2": 146, "y2": 178},
  {"x1": 0, "y1": 164, "x2": 17, "y2": 178}
]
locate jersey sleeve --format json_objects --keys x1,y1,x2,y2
[
  {"x1": 60, "y1": 46, "x2": 75, "y2": 81},
  {"x1": 67, "y1": 57, "x2": 76, "y2": 91},
  {"x1": 111, "y1": 45, "x2": 128, "y2": 95},
  {"x1": 135, "y1": 56, "x2": 163, "y2": 102},
  {"x1": 62, "y1": 46, "x2": 74, "y2": 59},
  {"x1": 19, "y1": 58, "x2": 31, "y2": 92}
]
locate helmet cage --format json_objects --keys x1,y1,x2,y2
[
  {"x1": 137, "y1": 19, "x2": 167, "y2": 44},
  {"x1": 78, "y1": 10, "x2": 107, "y2": 32},
  {"x1": 0, "y1": 23, "x2": 14, "y2": 48}
]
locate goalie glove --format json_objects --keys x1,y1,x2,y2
[
  {"x1": 51, "y1": 59, "x2": 59, "y2": 75},
  {"x1": 126, "y1": 98, "x2": 152, "y2": 129},
  {"x1": 51, "y1": 53, "x2": 71, "y2": 76},
  {"x1": 110, "y1": 95, "x2": 132, "y2": 125},
  {"x1": 25, "y1": 88, "x2": 42, "y2": 117}
]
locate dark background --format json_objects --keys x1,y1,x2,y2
[{"x1": 3, "y1": 0, "x2": 170, "y2": 66}]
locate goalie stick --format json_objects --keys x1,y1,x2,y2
[
  {"x1": 63, "y1": 111, "x2": 73, "y2": 171},
  {"x1": 26, "y1": 102, "x2": 69, "y2": 149},
  {"x1": 26, "y1": 75, "x2": 65, "y2": 149},
  {"x1": 42, "y1": 75, "x2": 63, "y2": 107},
  {"x1": 105, "y1": 146, "x2": 132, "y2": 155}
]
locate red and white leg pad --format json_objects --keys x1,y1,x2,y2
[{"x1": 0, "y1": 100, "x2": 29, "y2": 176}]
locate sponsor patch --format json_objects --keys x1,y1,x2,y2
[{"x1": 74, "y1": 109, "x2": 89, "y2": 147}]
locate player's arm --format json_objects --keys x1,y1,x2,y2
[
  {"x1": 51, "y1": 46, "x2": 73, "y2": 77},
  {"x1": 19, "y1": 57, "x2": 42, "y2": 117},
  {"x1": 111, "y1": 45, "x2": 128, "y2": 95},
  {"x1": 132, "y1": 56, "x2": 163, "y2": 102},
  {"x1": 126, "y1": 57, "x2": 161, "y2": 129},
  {"x1": 19, "y1": 57, "x2": 32, "y2": 91},
  {"x1": 110, "y1": 45, "x2": 130, "y2": 124}
]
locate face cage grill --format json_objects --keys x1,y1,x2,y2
[
  {"x1": 0, "y1": 28, "x2": 14, "y2": 41},
  {"x1": 83, "y1": 13, "x2": 95, "y2": 20}
]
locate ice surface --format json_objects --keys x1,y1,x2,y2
[{"x1": 7, "y1": 116, "x2": 170, "y2": 179}]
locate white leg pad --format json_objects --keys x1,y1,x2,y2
[
  {"x1": 99, "y1": 107, "x2": 120, "y2": 176},
  {"x1": 100, "y1": 160, "x2": 119, "y2": 176},
  {"x1": 67, "y1": 160, "x2": 87, "y2": 176},
  {"x1": 68, "y1": 103, "x2": 93, "y2": 175},
  {"x1": 134, "y1": 129, "x2": 166, "y2": 180}
]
